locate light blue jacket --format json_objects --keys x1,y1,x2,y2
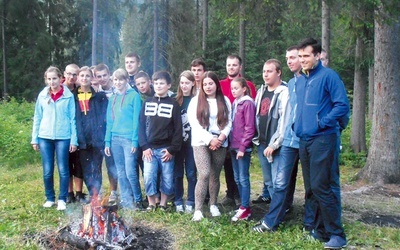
[{"x1": 31, "y1": 86, "x2": 78, "y2": 145}]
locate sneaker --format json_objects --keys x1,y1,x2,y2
[
  {"x1": 76, "y1": 193, "x2": 89, "y2": 204},
  {"x1": 209, "y1": 205, "x2": 221, "y2": 217},
  {"x1": 310, "y1": 229, "x2": 329, "y2": 243},
  {"x1": 192, "y1": 210, "x2": 204, "y2": 221},
  {"x1": 185, "y1": 205, "x2": 194, "y2": 214},
  {"x1": 176, "y1": 205, "x2": 184, "y2": 213},
  {"x1": 252, "y1": 221, "x2": 272, "y2": 233},
  {"x1": 252, "y1": 195, "x2": 271, "y2": 204},
  {"x1": 146, "y1": 205, "x2": 156, "y2": 212},
  {"x1": 231, "y1": 206, "x2": 251, "y2": 222},
  {"x1": 57, "y1": 200, "x2": 66, "y2": 211},
  {"x1": 108, "y1": 191, "x2": 118, "y2": 204},
  {"x1": 135, "y1": 202, "x2": 145, "y2": 211},
  {"x1": 66, "y1": 192, "x2": 75, "y2": 203},
  {"x1": 219, "y1": 195, "x2": 236, "y2": 206},
  {"x1": 43, "y1": 201, "x2": 55, "y2": 208},
  {"x1": 324, "y1": 235, "x2": 347, "y2": 249},
  {"x1": 159, "y1": 205, "x2": 168, "y2": 212}
]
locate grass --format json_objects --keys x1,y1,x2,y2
[{"x1": 1, "y1": 157, "x2": 400, "y2": 250}]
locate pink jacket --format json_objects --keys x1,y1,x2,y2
[{"x1": 230, "y1": 96, "x2": 256, "y2": 152}]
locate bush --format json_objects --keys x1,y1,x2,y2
[{"x1": 0, "y1": 98, "x2": 40, "y2": 168}]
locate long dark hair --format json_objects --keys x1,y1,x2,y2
[{"x1": 197, "y1": 71, "x2": 229, "y2": 129}]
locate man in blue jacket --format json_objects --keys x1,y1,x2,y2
[{"x1": 294, "y1": 38, "x2": 349, "y2": 249}]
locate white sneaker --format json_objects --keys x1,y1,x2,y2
[
  {"x1": 43, "y1": 201, "x2": 55, "y2": 208},
  {"x1": 185, "y1": 205, "x2": 194, "y2": 213},
  {"x1": 210, "y1": 205, "x2": 221, "y2": 217},
  {"x1": 176, "y1": 205, "x2": 184, "y2": 213},
  {"x1": 57, "y1": 200, "x2": 66, "y2": 211},
  {"x1": 192, "y1": 210, "x2": 204, "y2": 221}
]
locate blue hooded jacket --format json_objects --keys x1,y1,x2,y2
[{"x1": 294, "y1": 61, "x2": 349, "y2": 139}]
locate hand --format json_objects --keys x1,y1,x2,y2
[
  {"x1": 32, "y1": 144, "x2": 39, "y2": 152},
  {"x1": 105, "y1": 147, "x2": 111, "y2": 157},
  {"x1": 131, "y1": 147, "x2": 137, "y2": 154},
  {"x1": 218, "y1": 133, "x2": 227, "y2": 143},
  {"x1": 263, "y1": 146, "x2": 274, "y2": 157},
  {"x1": 143, "y1": 148, "x2": 153, "y2": 162},
  {"x1": 161, "y1": 149, "x2": 172, "y2": 162},
  {"x1": 69, "y1": 145, "x2": 77, "y2": 153},
  {"x1": 209, "y1": 138, "x2": 222, "y2": 150},
  {"x1": 236, "y1": 151, "x2": 244, "y2": 159}
]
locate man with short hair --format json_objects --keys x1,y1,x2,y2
[
  {"x1": 320, "y1": 49, "x2": 329, "y2": 67},
  {"x1": 219, "y1": 55, "x2": 257, "y2": 207},
  {"x1": 125, "y1": 52, "x2": 142, "y2": 91},
  {"x1": 93, "y1": 63, "x2": 119, "y2": 203},
  {"x1": 190, "y1": 58, "x2": 206, "y2": 91},
  {"x1": 295, "y1": 38, "x2": 348, "y2": 249},
  {"x1": 135, "y1": 71, "x2": 155, "y2": 101},
  {"x1": 63, "y1": 64, "x2": 86, "y2": 203}
]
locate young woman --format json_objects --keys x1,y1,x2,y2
[
  {"x1": 31, "y1": 66, "x2": 78, "y2": 211},
  {"x1": 187, "y1": 71, "x2": 232, "y2": 221},
  {"x1": 174, "y1": 70, "x2": 197, "y2": 213},
  {"x1": 104, "y1": 68, "x2": 143, "y2": 210},
  {"x1": 229, "y1": 77, "x2": 256, "y2": 222},
  {"x1": 74, "y1": 66, "x2": 108, "y2": 201}
]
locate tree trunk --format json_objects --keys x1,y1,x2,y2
[
  {"x1": 368, "y1": 65, "x2": 374, "y2": 120},
  {"x1": 239, "y1": 2, "x2": 245, "y2": 77},
  {"x1": 359, "y1": 4, "x2": 400, "y2": 184},
  {"x1": 92, "y1": 0, "x2": 98, "y2": 66},
  {"x1": 2, "y1": 0, "x2": 8, "y2": 99},
  {"x1": 321, "y1": 0, "x2": 330, "y2": 67},
  {"x1": 350, "y1": 37, "x2": 367, "y2": 153},
  {"x1": 153, "y1": 0, "x2": 158, "y2": 73},
  {"x1": 202, "y1": 0, "x2": 208, "y2": 54}
]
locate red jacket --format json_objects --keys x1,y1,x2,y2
[{"x1": 220, "y1": 75, "x2": 257, "y2": 103}]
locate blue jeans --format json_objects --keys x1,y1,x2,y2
[
  {"x1": 257, "y1": 144, "x2": 280, "y2": 198},
  {"x1": 304, "y1": 135, "x2": 342, "y2": 228},
  {"x1": 263, "y1": 145, "x2": 298, "y2": 230},
  {"x1": 231, "y1": 150, "x2": 251, "y2": 208},
  {"x1": 300, "y1": 134, "x2": 345, "y2": 239},
  {"x1": 174, "y1": 144, "x2": 197, "y2": 206},
  {"x1": 143, "y1": 148, "x2": 174, "y2": 196},
  {"x1": 79, "y1": 147, "x2": 103, "y2": 197},
  {"x1": 103, "y1": 150, "x2": 118, "y2": 191},
  {"x1": 38, "y1": 138, "x2": 70, "y2": 202},
  {"x1": 111, "y1": 136, "x2": 142, "y2": 208}
]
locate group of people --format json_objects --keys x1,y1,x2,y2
[{"x1": 31, "y1": 37, "x2": 349, "y2": 249}]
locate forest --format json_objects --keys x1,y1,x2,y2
[{"x1": 0, "y1": 1, "x2": 399, "y2": 181}]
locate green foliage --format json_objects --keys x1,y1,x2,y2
[{"x1": 0, "y1": 98, "x2": 40, "y2": 167}]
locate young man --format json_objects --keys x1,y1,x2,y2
[
  {"x1": 134, "y1": 71, "x2": 155, "y2": 101},
  {"x1": 62, "y1": 63, "x2": 87, "y2": 203},
  {"x1": 294, "y1": 38, "x2": 349, "y2": 249},
  {"x1": 252, "y1": 48, "x2": 301, "y2": 233},
  {"x1": 219, "y1": 55, "x2": 257, "y2": 207},
  {"x1": 93, "y1": 63, "x2": 119, "y2": 203},
  {"x1": 95, "y1": 64, "x2": 115, "y2": 99},
  {"x1": 139, "y1": 71, "x2": 182, "y2": 211},
  {"x1": 320, "y1": 49, "x2": 329, "y2": 67},
  {"x1": 251, "y1": 59, "x2": 288, "y2": 211},
  {"x1": 125, "y1": 52, "x2": 142, "y2": 91},
  {"x1": 190, "y1": 58, "x2": 206, "y2": 92}
]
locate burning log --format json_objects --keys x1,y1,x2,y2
[{"x1": 58, "y1": 226, "x2": 90, "y2": 250}]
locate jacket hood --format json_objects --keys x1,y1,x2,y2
[{"x1": 39, "y1": 85, "x2": 73, "y2": 99}]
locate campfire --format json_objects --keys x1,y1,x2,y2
[{"x1": 58, "y1": 196, "x2": 136, "y2": 250}]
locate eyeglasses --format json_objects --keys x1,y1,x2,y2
[{"x1": 66, "y1": 72, "x2": 77, "y2": 77}]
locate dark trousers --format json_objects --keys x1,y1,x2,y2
[
  {"x1": 223, "y1": 154, "x2": 239, "y2": 199},
  {"x1": 300, "y1": 134, "x2": 345, "y2": 238}
]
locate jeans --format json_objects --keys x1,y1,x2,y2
[
  {"x1": 143, "y1": 148, "x2": 174, "y2": 196},
  {"x1": 300, "y1": 134, "x2": 345, "y2": 238},
  {"x1": 304, "y1": 135, "x2": 342, "y2": 228},
  {"x1": 263, "y1": 145, "x2": 298, "y2": 230},
  {"x1": 103, "y1": 151, "x2": 118, "y2": 191},
  {"x1": 231, "y1": 150, "x2": 251, "y2": 208},
  {"x1": 79, "y1": 147, "x2": 103, "y2": 197},
  {"x1": 111, "y1": 136, "x2": 142, "y2": 208},
  {"x1": 174, "y1": 144, "x2": 197, "y2": 206},
  {"x1": 38, "y1": 138, "x2": 70, "y2": 202},
  {"x1": 257, "y1": 144, "x2": 280, "y2": 198}
]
